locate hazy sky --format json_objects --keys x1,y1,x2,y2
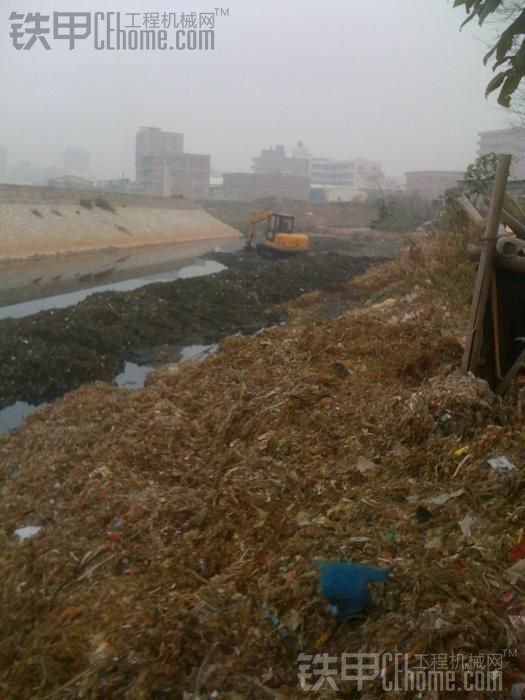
[{"x1": 0, "y1": 0, "x2": 513, "y2": 179}]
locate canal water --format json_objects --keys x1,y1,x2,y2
[{"x1": 0, "y1": 255, "x2": 227, "y2": 433}]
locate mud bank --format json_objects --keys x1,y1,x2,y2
[{"x1": 0, "y1": 243, "x2": 385, "y2": 410}]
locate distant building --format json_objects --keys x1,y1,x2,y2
[
  {"x1": 405, "y1": 170, "x2": 465, "y2": 201},
  {"x1": 309, "y1": 158, "x2": 355, "y2": 186},
  {"x1": 213, "y1": 172, "x2": 311, "y2": 201},
  {"x1": 63, "y1": 148, "x2": 90, "y2": 175},
  {"x1": 252, "y1": 142, "x2": 384, "y2": 195},
  {"x1": 478, "y1": 128, "x2": 525, "y2": 179},
  {"x1": 310, "y1": 158, "x2": 384, "y2": 188},
  {"x1": 96, "y1": 178, "x2": 130, "y2": 193},
  {"x1": 252, "y1": 145, "x2": 309, "y2": 177},
  {"x1": 135, "y1": 126, "x2": 210, "y2": 198},
  {"x1": 48, "y1": 174, "x2": 94, "y2": 190},
  {"x1": 8, "y1": 161, "x2": 65, "y2": 186},
  {"x1": 291, "y1": 140, "x2": 312, "y2": 161},
  {"x1": 0, "y1": 147, "x2": 7, "y2": 181},
  {"x1": 353, "y1": 160, "x2": 386, "y2": 189},
  {"x1": 506, "y1": 179, "x2": 525, "y2": 208}
]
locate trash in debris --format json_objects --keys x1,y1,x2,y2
[
  {"x1": 451, "y1": 445, "x2": 470, "y2": 458},
  {"x1": 458, "y1": 513, "x2": 476, "y2": 538},
  {"x1": 14, "y1": 526, "x2": 42, "y2": 541},
  {"x1": 426, "y1": 488, "x2": 465, "y2": 506},
  {"x1": 487, "y1": 455, "x2": 517, "y2": 471},
  {"x1": 507, "y1": 559, "x2": 525, "y2": 584},
  {"x1": 261, "y1": 605, "x2": 289, "y2": 639},
  {"x1": 314, "y1": 560, "x2": 391, "y2": 620},
  {"x1": 356, "y1": 455, "x2": 376, "y2": 473},
  {"x1": 261, "y1": 604, "x2": 280, "y2": 627}
]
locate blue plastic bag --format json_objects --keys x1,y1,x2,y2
[{"x1": 314, "y1": 559, "x2": 391, "y2": 620}]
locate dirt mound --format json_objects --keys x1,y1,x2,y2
[
  {"x1": 1, "y1": 293, "x2": 522, "y2": 697},
  {"x1": 203, "y1": 199, "x2": 377, "y2": 233}
]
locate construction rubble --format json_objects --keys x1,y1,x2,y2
[{"x1": 2, "y1": 250, "x2": 525, "y2": 698}]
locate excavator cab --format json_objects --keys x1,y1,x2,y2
[
  {"x1": 245, "y1": 210, "x2": 310, "y2": 256},
  {"x1": 267, "y1": 213, "x2": 295, "y2": 238}
]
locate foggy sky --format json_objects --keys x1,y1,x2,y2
[{"x1": 0, "y1": 0, "x2": 512, "y2": 179}]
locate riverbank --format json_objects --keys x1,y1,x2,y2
[{"x1": 0, "y1": 238, "x2": 387, "y2": 411}]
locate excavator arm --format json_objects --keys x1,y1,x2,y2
[{"x1": 245, "y1": 210, "x2": 273, "y2": 248}]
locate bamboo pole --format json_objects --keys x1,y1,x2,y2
[
  {"x1": 458, "y1": 194, "x2": 485, "y2": 231},
  {"x1": 462, "y1": 154, "x2": 511, "y2": 374},
  {"x1": 491, "y1": 270, "x2": 502, "y2": 381}
]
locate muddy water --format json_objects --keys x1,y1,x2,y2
[
  {"x1": 0, "y1": 401, "x2": 47, "y2": 433},
  {"x1": 0, "y1": 256, "x2": 226, "y2": 433},
  {"x1": 0, "y1": 242, "x2": 376, "y2": 434},
  {"x1": 0, "y1": 237, "x2": 243, "y2": 306},
  {"x1": 0, "y1": 259, "x2": 227, "y2": 320}
]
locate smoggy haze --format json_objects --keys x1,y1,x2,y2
[{"x1": 0, "y1": 0, "x2": 512, "y2": 179}]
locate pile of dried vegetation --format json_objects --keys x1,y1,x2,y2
[{"x1": 1, "y1": 226, "x2": 525, "y2": 698}]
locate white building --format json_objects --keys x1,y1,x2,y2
[
  {"x1": 478, "y1": 128, "x2": 525, "y2": 180},
  {"x1": 309, "y1": 157, "x2": 384, "y2": 188}
]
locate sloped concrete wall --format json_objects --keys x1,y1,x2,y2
[{"x1": 0, "y1": 186, "x2": 239, "y2": 261}]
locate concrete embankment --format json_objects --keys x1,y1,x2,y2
[{"x1": 0, "y1": 185, "x2": 240, "y2": 261}]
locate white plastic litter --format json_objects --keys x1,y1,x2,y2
[{"x1": 14, "y1": 526, "x2": 42, "y2": 541}]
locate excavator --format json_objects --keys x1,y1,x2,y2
[{"x1": 245, "y1": 210, "x2": 310, "y2": 257}]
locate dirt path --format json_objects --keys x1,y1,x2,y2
[{"x1": 0, "y1": 241, "x2": 388, "y2": 410}]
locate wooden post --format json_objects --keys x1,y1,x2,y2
[{"x1": 462, "y1": 154, "x2": 511, "y2": 374}]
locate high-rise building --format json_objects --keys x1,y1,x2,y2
[{"x1": 135, "y1": 127, "x2": 210, "y2": 198}]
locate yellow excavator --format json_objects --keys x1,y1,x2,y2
[{"x1": 245, "y1": 210, "x2": 310, "y2": 257}]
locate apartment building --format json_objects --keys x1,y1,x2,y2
[{"x1": 135, "y1": 127, "x2": 210, "y2": 199}]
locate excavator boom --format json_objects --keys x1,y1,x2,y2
[{"x1": 245, "y1": 210, "x2": 274, "y2": 248}]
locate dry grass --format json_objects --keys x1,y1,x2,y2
[
  {"x1": 1, "y1": 290, "x2": 523, "y2": 697},
  {"x1": 94, "y1": 196, "x2": 116, "y2": 213},
  {"x1": 353, "y1": 227, "x2": 478, "y2": 310}
]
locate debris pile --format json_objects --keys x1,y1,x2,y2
[
  {"x1": 401, "y1": 369, "x2": 507, "y2": 441},
  {"x1": 1, "y1": 288, "x2": 525, "y2": 697}
]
